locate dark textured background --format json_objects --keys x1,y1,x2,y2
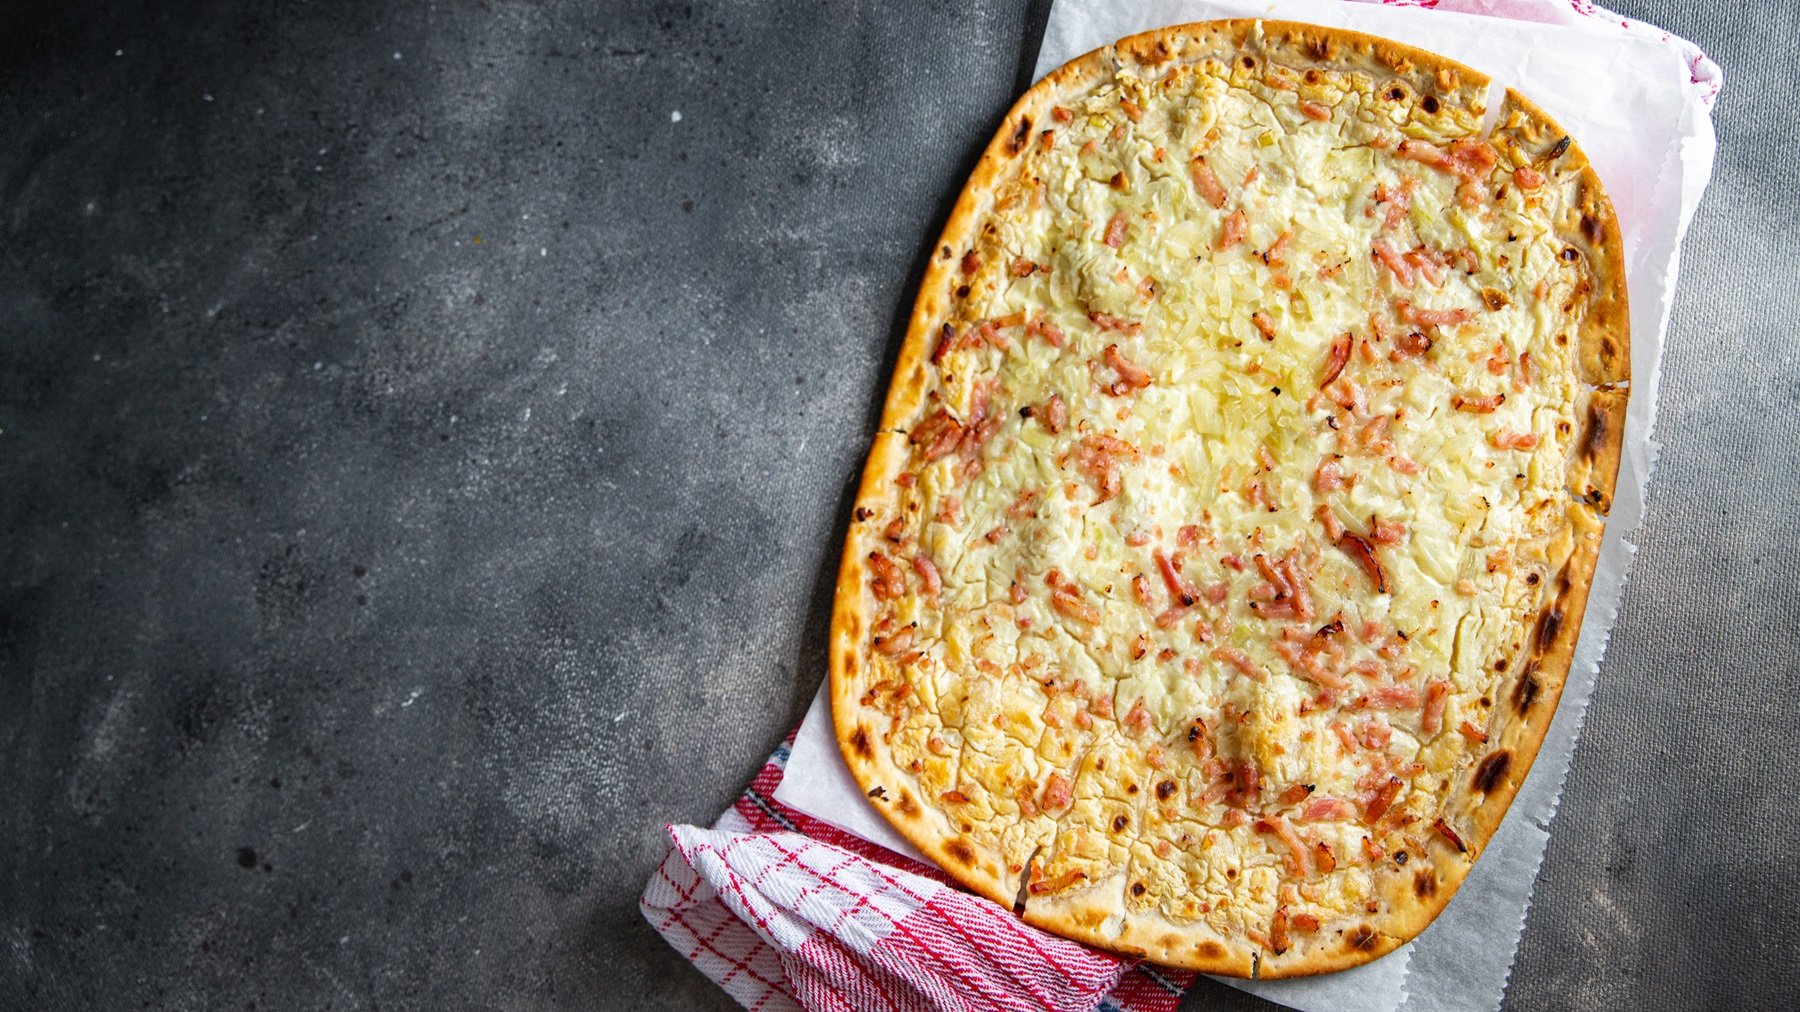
[{"x1": 1, "y1": 1, "x2": 1794, "y2": 1009}]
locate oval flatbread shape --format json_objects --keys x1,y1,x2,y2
[{"x1": 830, "y1": 19, "x2": 1625, "y2": 977}]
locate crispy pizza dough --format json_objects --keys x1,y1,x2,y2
[{"x1": 830, "y1": 20, "x2": 1626, "y2": 976}]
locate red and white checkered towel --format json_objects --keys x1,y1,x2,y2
[{"x1": 641, "y1": 737, "x2": 1195, "y2": 1012}]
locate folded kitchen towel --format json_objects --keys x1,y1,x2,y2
[{"x1": 641, "y1": 737, "x2": 1196, "y2": 1012}]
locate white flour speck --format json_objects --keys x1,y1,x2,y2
[{"x1": 670, "y1": 110, "x2": 682, "y2": 123}]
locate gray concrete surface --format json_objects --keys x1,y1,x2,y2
[{"x1": 1, "y1": 1, "x2": 1793, "y2": 1009}]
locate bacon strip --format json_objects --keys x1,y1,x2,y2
[
  {"x1": 1298, "y1": 100, "x2": 1331, "y2": 122},
  {"x1": 1372, "y1": 240, "x2": 1415, "y2": 286},
  {"x1": 1073, "y1": 433, "x2": 1136, "y2": 503},
  {"x1": 1336, "y1": 532, "x2": 1388, "y2": 594},
  {"x1": 1213, "y1": 645, "x2": 1265, "y2": 682},
  {"x1": 1228, "y1": 760, "x2": 1261, "y2": 807},
  {"x1": 1399, "y1": 301, "x2": 1474, "y2": 328},
  {"x1": 1190, "y1": 158, "x2": 1229, "y2": 208},
  {"x1": 873, "y1": 625, "x2": 914, "y2": 655},
  {"x1": 910, "y1": 408, "x2": 965, "y2": 461},
  {"x1": 868, "y1": 551, "x2": 907, "y2": 600},
  {"x1": 1380, "y1": 176, "x2": 1417, "y2": 231},
  {"x1": 1103, "y1": 212, "x2": 1129, "y2": 249},
  {"x1": 1045, "y1": 568, "x2": 1103, "y2": 625},
  {"x1": 1454, "y1": 391, "x2": 1506, "y2": 413},
  {"x1": 1087, "y1": 310, "x2": 1143, "y2": 336},
  {"x1": 1257, "y1": 815, "x2": 1311, "y2": 876},
  {"x1": 1124, "y1": 697, "x2": 1153, "y2": 736},
  {"x1": 1449, "y1": 139, "x2": 1498, "y2": 179},
  {"x1": 1369, "y1": 516, "x2": 1406, "y2": 545},
  {"x1": 1264, "y1": 230, "x2": 1294, "y2": 268},
  {"x1": 1020, "y1": 392, "x2": 1065, "y2": 435},
  {"x1": 1025, "y1": 314, "x2": 1066, "y2": 349},
  {"x1": 1219, "y1": 209, "x2": 1248, "y2": 249},
  {"x1": 1490, "y1": 429, "x2": 1540, "y2": 450},
  {"x1": 1302, "y1": 795, "x2": 1356, "y2": 822},
  {"x1": 911, "y1": 554, "x2": 942, "y2": 597},
  {"x1": 1362, "y1": 775, "x2": 1403, "y2": 824},
  {"x1": 1404, "y1": 247, "x2": 1445, "y2": 286},
  {"x1": 1154, "y1": 549, "x2": 1198, "y2": 608},
  {"x1": 1316, "y1": 504, "x2": 1345, "y2": 541},
  {"x1": 1041, "y1": 773, "x2": 1073, "y2": 811},
  {"x1": 1026, "y1": 869, "x2": 1089, "y2": 899},
  {"x1": 1394, "y1": 330, "x2": 1433, "y2": 359},
  {"x1": 1367, "y1": 684, "x2": 1422, "y2": 709},
  {"x1": 1433, "y1": 818, "x2": 1468, "y2": 853},
  {"x1": 1396, "y1": 139, "x2": 1453, "y2": 170},
  {"x1": 1320, "y1": 333, "x2": 1352, "y2": 388},
  {"x1": 1102, "y1": 344, "x2": 1152, "y2": 394},
  {"x1": 1420, "y1": 678, "x2": 1449, "y2": 735}
]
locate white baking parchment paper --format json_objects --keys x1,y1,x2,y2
[{"x1": 777, "y1": 2, "x2": 1720, "y2": 1008}]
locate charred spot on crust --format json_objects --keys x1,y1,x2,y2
[
  {"x1": 1304, "y1": 69, "x2": 1322, "y2": 85},
  {"x1": 1156, "y1": 780, "x2": 1177, "y2": 801},
  {"x1": 1580, "y1": 214, "x2": 1603, "y2": 245},
  {"x1": 1346, "y1": 925, "x2": 1379, "y2": 951},
  {"x1": 1199, "y1": 940, "x2": 1227, "y2": 959},
  {"x1": 1512, "y1": 662, "x2": 1542, "y2": 712},
  {"x1": 849, "y1": 726, "x2": 873, "y2": 760},
  {"x1": 1560, "y1": 246, "x2": 1580, "y2": 262},
  {"x1": 854, "y1": 506, "x2": 874, "y2": 522},
  {"x1": 1007, "y1": 115, "x2": 1033, "y2": 155},
  {"x1": 1387, "y1": 85, "x2": 1405, "y2": 101},
  {"x1": 1473, "y1": 750, "x2": 1512, "y2": 794},
  {"x1": 897, "y1": 791, "x2": 920, "y2": 817},
  {"x1": 944, "y1": 838, "x2": 975, "y2": 865},
  {"x1": 1584, "y1": 400, "x2": 1611, "y2": 458},
  {"x1": 1130, "y1": 881, "x2": 1147, "y2": 897},
  {"x1": 1241, "y1": 56, "x2": 1256, "y2": 70},
  {"x1": 1422, "y1": 94, "x2": 1440, "y2": 114},
  {"x1": 1413, "y1": 869, "x2": 1439, "y2": 898},
  {"x1": 1138, "y1": 39, "x2": 1172, "y2": 65},
  {"x1": 1537, "y1": 605, "x2": 1565, "y2": 652},
  {"x1": 1111, "y1": 813, "x2": 1130, "y2": 833},
  {"x1": 1547, "y1": 135, "x2": 1572, "y2": 160}
]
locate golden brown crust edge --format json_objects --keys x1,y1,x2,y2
[{"x1": 829, "y1": 19, "x2": 1629, "y2": 978}]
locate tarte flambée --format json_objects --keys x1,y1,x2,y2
[{"x1": 830, "y1": 18, "x2": 1626, "y2": 977}]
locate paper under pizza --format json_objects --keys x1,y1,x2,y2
[{"x1": 830, "y1": 19, "x2": 1626, "y2": 976}]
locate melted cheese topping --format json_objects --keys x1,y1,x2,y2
[{"x1": 859, "y1": 54, "x2": 1593, "y2": 945}]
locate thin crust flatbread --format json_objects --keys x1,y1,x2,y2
[{"x1": 830, "y1": 19, "x2": 1626, "y2": 977}]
